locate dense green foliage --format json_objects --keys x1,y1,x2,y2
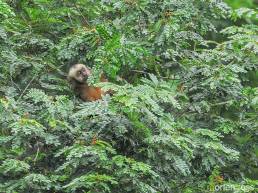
[{"x1": 0, "y1": 0, "x2": 257, "y2": 192}]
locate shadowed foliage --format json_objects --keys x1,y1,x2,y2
[{"x1": 0, "y1": 0, "x2": 257, "y2": 192}]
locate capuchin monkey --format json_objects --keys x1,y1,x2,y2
[{"x1": 68, "y1": 64, "x2": 108, "y2": 102}]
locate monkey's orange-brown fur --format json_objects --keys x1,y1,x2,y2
[{"x1": 68, "y1": 64, "x2": 108, "y2": 102}]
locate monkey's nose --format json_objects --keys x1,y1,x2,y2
[
  {"x1": 84, "y1": 68, "x2": 92, "y2": 76},
  {"x1": 82, "y1": 71, "x2": 88, "y2": 76}
]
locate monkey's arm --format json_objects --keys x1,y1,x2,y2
[{"x1": 99, "y1": 73, "x2": 115, "y2": 95}]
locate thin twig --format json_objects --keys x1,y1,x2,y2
[
  {"x1": 75, "y1": 5, "x2": 90, "y2": 26},
  {"x1": 9, "y1": 66, "x2": 21, "y2": 92},
  {"x1": 10, "y1": 75, "x2": 22, "y2": 92},
  {"x1": 131, "y1": 69, "x2": 149, "y2": 74},
  {"x1": 210, "y1": 100, "x2": 233, "y2": 106},
  {"x1": 205, "y1": 40, "x2": 220, "y2": 45},
  {"x1": 131, "y1": 70, "x2": 180, "y2": 80},
  {"x1": 17, "y1": 75, "x2": 37, "y2": 101},
  {"x1": 33, "y1": 146, "x2": 40, "y2": 164}
]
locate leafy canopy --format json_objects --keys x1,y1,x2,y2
[{"x1": 0, "y1": 0, "x2": 257, "y2": 193}]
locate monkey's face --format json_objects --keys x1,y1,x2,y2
[
  {"x1": 68, "y1": 64, "x2": 91, "y2": 83},
  {"x1": 76, "y1": 65, "x2": 91, "y2": 82}
]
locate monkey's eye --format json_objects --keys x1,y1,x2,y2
[{"x1": 78, "y1": 71, "x2": 82, "y2": 74}]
